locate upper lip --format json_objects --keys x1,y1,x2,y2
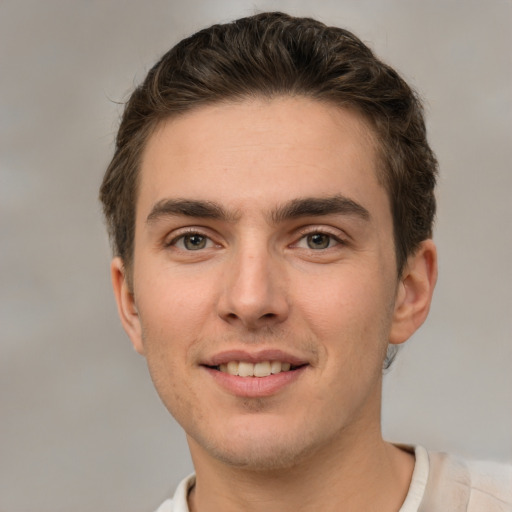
[{"x1": 203, "y1": 349, "x2": 309, "y2": 367}]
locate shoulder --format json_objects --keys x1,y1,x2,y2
[
  {"x1": 424, "y1": 450, "x2": 512, "y2": 511},
  {"x1": 153, "y1": 499, "x2": 174, "y2": 512},
  {"x1": 465, "y1": 458, "x2": 512, "y2": 510},
  {"x1": 153, "y1": 474, "x2": 195, "y2": 512}
]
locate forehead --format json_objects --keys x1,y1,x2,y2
[{"x1": 137, "y1": 97, "x2": 387, "y2": 220}]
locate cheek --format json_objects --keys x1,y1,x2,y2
[
  {"x1": 136, "y1": 265, "x2": 216, "y2": 331},
  {"x1": 133, "y1": 263, "x2": 219, "y2": 376},
  {"x1": 137, "y1": 298, "x2": 204, "y2": 427},
  {"x1": 296, "y1": 268, "x2": 395, "y2": 357}
]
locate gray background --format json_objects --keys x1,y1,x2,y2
[{"x1": 1, "y1": 1, "x2": 511, "y2": 511}]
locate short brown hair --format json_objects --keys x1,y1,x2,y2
[{"x1": 100, "y1": 11, "x2": 437, "y2": 277}]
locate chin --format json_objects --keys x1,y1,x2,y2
[
  {"x1": 188, "y1": 418, "x2": 331, "y2": 472},
  {"x1": 203, "y1": 441, "x2": 313, "y2": 472}
]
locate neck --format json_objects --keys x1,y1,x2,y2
[{"x1": 187, "y1": 423, "x2": 414, "y2": 512}]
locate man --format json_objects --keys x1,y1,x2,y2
[{"x1": 99, "y1": 12, "x2": 511, "y2": 512}]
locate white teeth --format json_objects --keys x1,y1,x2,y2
[
  {"x1": 218, "y1": 360, "x2": 295, "y2": 377},
  {"x1": 270, "y1": 361, "x2": 282, "y2": 374},
  {"x1": 238, "y1": 361, "x2": 254, "y2": 377},
  {"x1": 227, "y1": 361, "x2": 239, "y2": 376},
  {"x1": 254, "y1": 361, "x2": 271, "y2": 377}
]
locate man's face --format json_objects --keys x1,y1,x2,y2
[{"x1": 118, "y1": 97, "x2": 409, "y2": 469}]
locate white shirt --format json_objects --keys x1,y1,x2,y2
[{"x1": 154, "y1": 446, "x2": 512, "y2": 511}]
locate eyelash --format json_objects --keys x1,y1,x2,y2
[
  {"x1": 164, "y1": 227, "x2": 347, "y2": 252},
  {"x1": 165, "y1": 228, "x2": 216, "y2": 250},
  {"x1": 294, "y1": 227, "x2": 347, "y2": 249}
]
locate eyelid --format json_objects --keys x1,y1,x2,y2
[
  {"x1": 293, "y1": 225, "x2": 348, "y2": 243},
  {"x1": 164, "y1": 226, "x2": 219, "y2": 248}
]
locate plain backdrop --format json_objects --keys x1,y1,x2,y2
[{"x1": 1, "y1": 1, "x2": 511, "y2": 511}]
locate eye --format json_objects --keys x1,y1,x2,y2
[
  {"x1": 171, "y1": 233, "x2": 214, "y2": 251},
  {"x1": 306, "y1": 233, "x2": 332, "y2": 249},
  {"x1": 295, "y1": 232, "x2": 342, "y2": 250}
]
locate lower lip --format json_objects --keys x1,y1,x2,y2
[{"x1": 204, "y1": 366, "x2": 307, "y2": 398}]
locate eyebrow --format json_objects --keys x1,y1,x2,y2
[
  {"x1": 270, "y1": 195, "x2": 370, "y2": 224},
  {"x1": 146, "y1": 199, "x2": 238, "y2": 224},
  {"x1": 146, "y1": 195, "x2": 370, "y2": 225}
]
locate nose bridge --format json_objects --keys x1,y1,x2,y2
[{"x1": 219, "y1": 236, "x2": 288, "y2": 328}]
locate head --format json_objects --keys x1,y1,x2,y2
[
  {"x1": 100, "y1": 11, "x2": 437, "y2": 284},
  {"x1": 100, "y1": 12, "x2": 438, "y2": 470}
]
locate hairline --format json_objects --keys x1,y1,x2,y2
[{"x1": 121, "y1": 93, "x2": 401, "y2": 287}]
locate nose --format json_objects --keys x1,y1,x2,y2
[{"x1": 217, "y1": 245, "x2": 290, "y2": 330}]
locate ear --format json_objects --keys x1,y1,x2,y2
[
  {"x1": 389, "y1": 239, "x2": 438, "y2": 345},
  {"x1": 110, "y1": 257, "x2": 145, "y2": 355}
]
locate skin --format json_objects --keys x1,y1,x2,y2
[{"x1": 112, "y1": 97, "x2": 437, "y2": 511}]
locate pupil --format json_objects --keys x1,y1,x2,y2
[
  {"x1": 185, "y1": 235, "x2": 206, "y2": 250},
  {"x1": 308, "y1": 233, "x2": 329, "y2": 249}
]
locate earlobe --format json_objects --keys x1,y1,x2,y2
[
  {"x1": 110, "y1": 257, "x2": 145, "y2": 355},
  {"x1": 389, "y1": 240, "x2": 438, "y2": 345}
]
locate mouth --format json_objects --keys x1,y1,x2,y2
[
  {"x1": 202, "y1": 351, "x2": 309, "y2": 397},
  {"x1": 207, "y1": 360, "x2": 306, "y2": 377}
]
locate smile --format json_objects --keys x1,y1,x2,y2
[
  {"x1": 216, "y1": 361, "x2": 296, "y2": 377},
  {"x1": 203, "y1": 350, "x2": 310, "y2": 396}
]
